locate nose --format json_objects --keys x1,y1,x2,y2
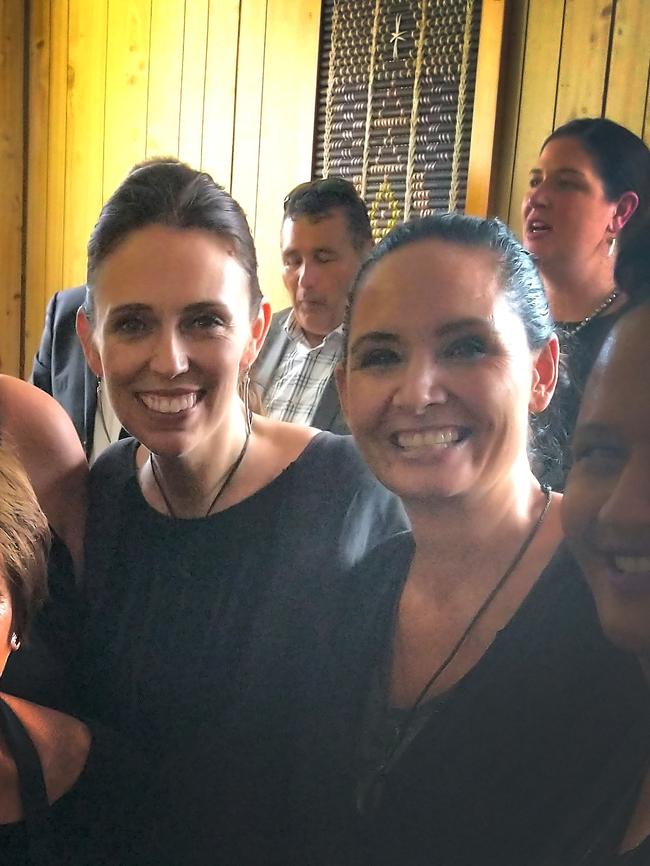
[
  {"x1": 298, "y1": 259, "x2": 318, "y2": 292},
  {"x1": 392, "y1": 353, "x2": 447, "y2": 414},
  {"x1": 149, "y1": 326, "x2": 190, "y2": 378},
  {"x1": 598, "y1": 451, "x2": 650, "y2": 527},
  {"x1": 524, "y1": 180, "x2": 550, "y2": 213}
]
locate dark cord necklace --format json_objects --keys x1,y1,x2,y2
[
  {"x1": 148, "y1": 416, "x2": 252, "y2": 519},
  {"x1": 359, "y1": 484, "x2": 552, "y2": 813}
]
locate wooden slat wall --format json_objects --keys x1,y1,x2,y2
[
  {"x1": 16, "y1": 0, "x2": 322, "y2": 378},
  {"x1": 0, "y1": 0, "x2": 25, "y2": 375},
  {"x1": 492, "y1": 0, "x2": 650, "y2": 233},
  {"x1": 4, "y1": 0, "x2": 646, "y2": 375}
]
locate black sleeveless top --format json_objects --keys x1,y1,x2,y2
[{"x1": 0, "y1": 697, "x2": 146, "y2": 865}]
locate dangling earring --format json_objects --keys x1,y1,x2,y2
[
  {"x1": 608, "y1": 236, "x2": 617, "y2": 258},
  {"x1": 10, "y1": 633, "x2": 21, "y2": 652},
  {"x1": 242, "y1": 369, "x2": 253, "y2": 435}
]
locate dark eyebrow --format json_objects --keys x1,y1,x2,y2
[
  {"x1": 107, "y1": 303, "x2": 151, "y2": 318},
  {"x1": 349, "y1": 317, "x2": 493, "y2": 357},
  {"x1": 349, "y1": 332, "x2": 396, "y2": 359},
  {"x1": 529, "y1": 167, "x2": 586, "y2": 178}
]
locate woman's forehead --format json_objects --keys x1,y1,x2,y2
[{"x1": 352, "y1": 241, "x2": 503, "y2": 324}]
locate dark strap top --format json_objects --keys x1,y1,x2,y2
[{"x1": 0, "y1": 696, "x2": 49, "y2": 859}]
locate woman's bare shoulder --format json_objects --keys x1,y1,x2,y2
[
  {"x1": 0, "y1": 692, "x2": 91, "y2": 807},
  {"x1": 0, "y1": 376, "x2": 87, "y2": 569}
]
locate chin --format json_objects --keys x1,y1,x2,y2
[{"x1": 593, "y1": 597, "x2": 650, "y2": 660}]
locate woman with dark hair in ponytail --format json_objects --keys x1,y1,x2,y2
[
  {"x1": 292, "y1": 213, "x2": 649, "y2": 866},
  {"x1": 522, "y1": 118, "x2": 650, "y2": 479},
  {"x1": 77, "y1": 158, "x2": 405, "y2": 863}
]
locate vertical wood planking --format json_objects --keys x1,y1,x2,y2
[
  {"x1": 201, "y1": 0, "x2": 240, "y2": 187},
  {"x1": 491, "y1": 0, "x2": 529, "y2": 223},
  {"x1": 146, "y1": 0, "x2": 184, "y2": 158},
  {"x1": 0, "y1": 0, "x2": 24, "y2": 374},
  {"x1": 44, "y1": 0, "x2": 69, "y2": 308},
  {"x1": 507, "y1": 0, "x2": 564, "y2": 235},
  {"x1": 102, "y1": 0, "x2": 151, "y2": 199},
  {"x1": 254, "y1": 0, "x2": 322, "y2": 312},
  {"x1": 605, "y1": 0, "x2": 650, "y2": 136},
  {"x1": 554, "y1": 0, "x2": 612, "y2": 124},
  {"x1": 24, "y1": 0, "x2": 52, "y2": 370},
  {"x1": 644, "y1": 68, "x2": 650, "y2": 145},
  {"x1": 63, "y1": 0, "x2": 108, "y2": 288},
  {"x1": 178, "y1": 0, "x2": 209, "y2": 166},
  {"x1": 465, "y1": 0, "x2": 507, "y2": 217},
  {"x1": 230, "y1": 0, "x2": 268, "y2": 236}
]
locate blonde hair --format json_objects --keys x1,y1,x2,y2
[{"x1": 0, "y1": 447, "x2": 50, "y2": 639}]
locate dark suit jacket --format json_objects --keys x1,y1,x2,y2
[
  {"x1": 30, "y1": 286, "x2": 98, "y2": 458},
  {"x1": 251, "y1": 308, "x2": 348, "y2": 434}
]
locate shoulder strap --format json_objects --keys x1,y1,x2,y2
[{"x1": 0, "y1": 697, "x2": 50, "y2": 832}]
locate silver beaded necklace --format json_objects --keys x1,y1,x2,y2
[{"x1": 563, "y1": 289, "x2": 619, "y2": 337}]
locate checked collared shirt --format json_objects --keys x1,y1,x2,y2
[{"x1": 263, "y1": 312, "x2": 343, "y2": 424}]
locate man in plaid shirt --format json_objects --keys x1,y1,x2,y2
[{"x1": 252, "y1": 178, "x2": 373, "y2": 433}]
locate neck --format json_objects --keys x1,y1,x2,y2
[
  {"x1": 146, "y1": 410, "x2": 250, "y2": 518},
  {"x1": 405, "y1": 463, "x2": 550, "y2": 594},
  {"x1": 540, "y1": 254, "x2": 617, "y2": 322}
]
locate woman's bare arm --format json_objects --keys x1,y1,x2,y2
[{"x1": 0, "y1": 375, "x2": 87, "y2": 574}]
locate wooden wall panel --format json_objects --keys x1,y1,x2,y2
[
  {"x1": 146, "y1": 0, "x2": 184, "y2": 159},
  {"x1": 605, "y1": 0, "x2": 650, "y2": 137},
  {"x1": 22, "y1": 0, "x2": 645, "y2": 375},
  {"x1": 230, "y1": 0, "x2": 268, "y2": 236},
  {"x1": 255, "y1": 0, "x2": 322, "y2": 311},
  {"x1": 506, "y1": 0, "x2": 564, "y2": 229},
  {"x1": 491, "y1": 0, "x2": 528, "y2": 223},
  {"x1": 102, "y1": 0, "x2": 151, "y2": 199},
  {"x1": 24, "y1": 0, "x2": 51, "y2": 370},
  {"x1": 492, "y1": 0, "x2": 650, "y2": 238},
  {"x1": 42, "y1": 0, "x2": 69, "y2": 324},
  {"x1": 178, "y1": 0, "x2": 209, "y2": 166},
  {"x1": 63, "y1": 0, "x2": 108, "y2": 288},
  {"x1": 554, "y1": 0, "x2": 612, "y2": 123},
  {"x1": 0, "y1": 0, "x2": 25, "y2": 376},
  {"x1": 201, "y1": 0, "x2": 240, "y2": 187},
  {"x1": 20, "y1": 0, "x2": 321, "y2": 375}
]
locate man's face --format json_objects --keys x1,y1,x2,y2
[{"x1": 280, "y1": 209, "x2": 369, "y2": 347}]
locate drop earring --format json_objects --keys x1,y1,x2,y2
[
  {"x1": 608, "y1": 236, "x2": 617, "y2": 258},
  {"x1": 10, "y1": 633, "x2": 21, "y2": 651}
]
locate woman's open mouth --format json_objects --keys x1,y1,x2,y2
[
  {"x1": 138, "y1": 392, "x2": 201, "y2": 414},
  {"x1": 391, "y1": 426, "x2": 470, "y2": 450}
]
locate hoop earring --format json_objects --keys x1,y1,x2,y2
[
  {"x1": 10, "y1": 633, "x2": 21, "y2": 652},
  {"x1": 608, "y1": 236, "x2": 617, "y2": 258}
]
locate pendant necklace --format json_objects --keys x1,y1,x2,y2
[
  {"x1": 563, "y1": 289, "x2": 619, "y2": 337},
  {"x1": 359, "y1": 484, "x2": 552, "y2": 813},
  {"x1": 148, "y1": 411, "x2": 252, "y2": 519}
]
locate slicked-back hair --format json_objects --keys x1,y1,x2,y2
[
  {"x1": 543, "y1": 118, "x2": 650, "y2": 242},
  {"x1": 342, "y1": 212, "x2": 564, "y2": 483},
  {"x1": 615, "y1": 214, "x2": 650, "y2": 305},
  {"x1": 85, "y1": 158, "x2": 261, "y2": 319},
  {"x1": 344, "y1": 212, "x2": 553, "y2": 356},
  {"x1": 283, "y1": 177, "x2": 373, "y2": 251}
]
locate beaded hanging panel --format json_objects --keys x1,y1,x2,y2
[{"x1": 314, "y1": 0, "x2": 482, "y2": 240}]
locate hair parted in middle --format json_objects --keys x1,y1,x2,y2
[{"x1": 85, "y1": 157, "x2": 261, "y2": 319}]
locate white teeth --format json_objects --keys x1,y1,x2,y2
[
  {"x1": 613, "y1": 556, "x2": 650, "y2": 575},
  {"x1": 140, "y1": 393, "x2": 198, "y2": 414},
  {"x1": 396, "y1": 428, "x2": 462, "y2": 449}
]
